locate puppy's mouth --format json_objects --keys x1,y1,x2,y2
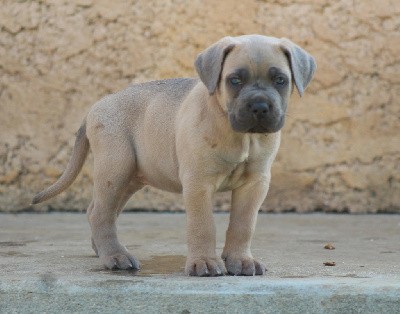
[
  {"x1": 248, "y1": 125, "x2": 270, "y2": 133},
  {"x1": 229, "y1": 113, "x2": 284, "y2": 134}
]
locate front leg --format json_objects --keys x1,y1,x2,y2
[
  {"x1": 222, "y1": 174, "x2": 270, "y2": 275},
  {"x1": 183, "y1": 182, "x2": 226, "y2": 276}
]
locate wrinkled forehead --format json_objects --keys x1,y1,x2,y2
[{"x1": 223, "y1": 40, "x2": 291, "y2": 78}]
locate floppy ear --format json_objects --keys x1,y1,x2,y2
[
  {"x1": 280, "y1": 39, "x2": 317, "y2": 97},
  {"x1": 195, "y1": 37, "x2": 236, "y2": 95}
]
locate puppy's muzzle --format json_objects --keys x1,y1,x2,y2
[{"x1": 229, "y1": 94, "x2": 284, "y2": 134}]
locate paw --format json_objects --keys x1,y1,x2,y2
[
  {"x1": 223, "y1": 255, "x2": 266, "y2": 276},
  {"x1": 100, "y1": 252, "x2": 140, "y2": 270},
  {"x1": 185, "y1": 256, "x2": 226, "y2": 276}
]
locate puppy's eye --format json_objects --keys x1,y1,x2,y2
[
  {"x1": 274, "y1": 76, "x2": 286, "y2": 86},
  {"x1": 229, "y1": 77, "x2": 242, "y2": 86}
]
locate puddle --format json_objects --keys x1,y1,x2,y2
[
  {"x1": 90, "y1": 255, "x2": 186, "y2": 277},
  {"x1": 139, "y1": 255, "x2": 186, "y2": 275}
]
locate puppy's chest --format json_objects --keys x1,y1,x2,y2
[
  {"x1": 215, "y1": 136, "x2": 266, "y2": 191},
  {"x1": 217, "y1": 161, "x2": 249, "y2": 192}
]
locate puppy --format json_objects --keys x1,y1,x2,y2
[{"x1": 32, "y1": 35, "x2": 316, "y2": 276}]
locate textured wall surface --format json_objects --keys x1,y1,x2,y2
[{"x1": 1, "y1": 0, "x2": 399, "y2": 212}]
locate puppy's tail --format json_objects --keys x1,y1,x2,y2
[{"x1": 31, "y1": 121, "x2": 90, "y2": 205}]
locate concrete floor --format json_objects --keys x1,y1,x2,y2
[{"x1": 0, "y1": 213, "x2": 399, "y2": 313}]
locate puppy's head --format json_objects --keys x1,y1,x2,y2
[{"x1": 195, "y1": 35, "x2": 316, "y2": 133}]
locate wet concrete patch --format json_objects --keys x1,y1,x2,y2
[
  {"x1": 89, "y1": 255, "x2": 186, "y2": 277},
  {"x1": 139, "y1": 255, "x2": 186, "y2": 275},
  {"x1": 0, "y1": 241, "x2": 27, "y2": 247},
  {"x1": 0, "y1": 251, "x2": 30, "y2": 257},
  {"x1": 38, "y1": 273, "x2": 58, "y2": 293}
]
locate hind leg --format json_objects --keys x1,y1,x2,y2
[
  {"x1": 89, "y1": 181, "x2": 142, "y2": 270},
  {"x1": 87, "y1": 136, "x2": 143, "y2": 270},
  {"x1": 87, "y1": 184, "x2": 140, "y2": 262}
]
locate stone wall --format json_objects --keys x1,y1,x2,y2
[{"x1": 1, "y1": 0, "x2": 399, "y2": 212}]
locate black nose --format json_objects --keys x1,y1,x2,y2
[{"x1": 249, "y1": 102, "x2": 270, "y2": 119}]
